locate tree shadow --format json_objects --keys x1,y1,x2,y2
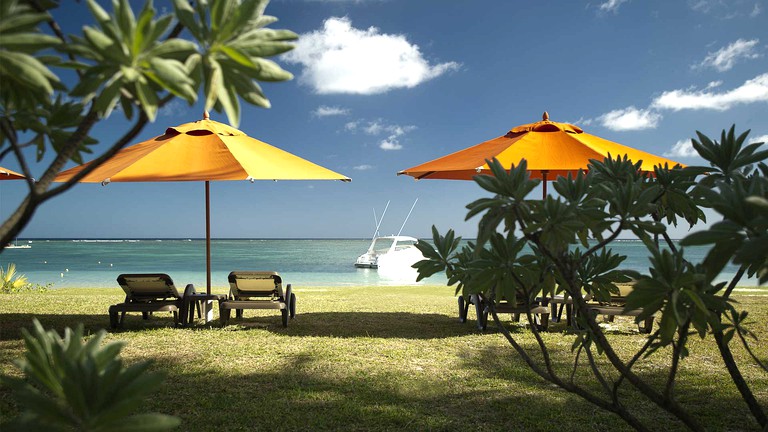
[
  {"x1": 458, "y1": 333, "x2": 766, "y2": 431},
  {"x1": 221, "y1": 311, "x2": 476, "y2": 339},
  {"x1": 0, "y1": 312, "x2": 177, "y2": 340},
  {"x1": 120, "y1": 350, "x2": 638, "y2": 432}
]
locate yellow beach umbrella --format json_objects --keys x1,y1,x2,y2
[
  {"x1": 398, "y1": 112, "x2": 683, "y2": 197},
  {"x1": 0, "y1": 166, "x2": 27, "y2": 180},
  {"x1": 56, "y1": 112, "x2": 351, "y2": 293}
]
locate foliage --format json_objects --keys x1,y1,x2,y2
[
  {"x1": 0, "y1": 0, "x2": 298, "y2": 248},
  {"x1": 413, "y1": 126, "x2": 768, "y2": 431},
  {"x1": 0, "y1": 319, "x2": 179, "y2": 431},
  {"x1": 1, "y1": 263, "x2": 29, "y2": 293},
  {"x1": 0, "y1": 263, "x2": 51, "y2": 293}
]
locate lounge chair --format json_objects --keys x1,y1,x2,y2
[
  {"x1": 108, "y1": 273, "x2": 196, "y2": 328},
  {"x1": 458, "y1": 292, "x2": 549, "y2": 331},
  {"x1": 219, "y1": 271, "x2": 296, "y2": 327},
  {"x1": 549, "y1": 290, "x2": 593, "y2": 326},
  {"x1": 585, "y1": 283, "x2": 654, "y2": 334}
]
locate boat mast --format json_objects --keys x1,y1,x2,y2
[
  {"x1": 371, "y1": 200, "x2": 390, "y2": 239},
  {"x1": 396, "y1": 198, "x2": 418, "y2": 237}
]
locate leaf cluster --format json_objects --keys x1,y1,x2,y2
[
  {"x1": 173, "y1": 0, "x2": 298, "y2": 125},
  {"x1": 0, "y1": 319, "x2": 180, "y2": 431},
  {"x1": 414, "y1": 128, "x2": 766, "y2": 354},
  {"x1": 1, "y1": 0, "x2": 298, "y2": 165}
]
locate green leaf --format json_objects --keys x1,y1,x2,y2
[
  {"x1": 0, "y1": 11, "x2": 51, "y2": 34},
  {"x1": 0, "y1": 33, "x2": 60, "y2": 51},
  {"x1": 0, "y1": 50, "x2": 57, "y2": 96},
  {"x1": 134, "y1": 81, "x2": 158, "y2": 121},
  {"x1": 218, "y1": 45, "x2": 257, "y2": 69},
  {"x1": 146, "y1": 57, "x2": 196, "y2": 102},
  {"x1": 250, "y1": 57, "x2": 293, "y2": 82}
]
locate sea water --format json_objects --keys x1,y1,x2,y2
[{"x1": 0, "y1": 238, "x2": 759, "y2": 289}]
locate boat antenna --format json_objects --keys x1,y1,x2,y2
[
  {"x1": 396, "y1": 198, "x2": 418, "y2": 237},
  {"x1": 372, "y1": 200, "x2": 390, "y2": 239}
]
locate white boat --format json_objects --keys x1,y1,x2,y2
[
  {"x1": 355, "y1": 199, "x2": 423, "y2": 270},
  {"x1": 5, "y1": 239, "x2": 31, "y2": 249},
  {"x1": 355, "y1": 235, "x2": 422, "y2": 269}
]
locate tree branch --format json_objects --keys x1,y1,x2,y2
[
  {"x1": 39, "y1": 112, "x2": 149, "y2": 200},
  {"x1": 714, "y1": 320, "x2": 767, "y2": 428},
  {"x1": 664, "y1": 322, "x2": 689, "y2": 402}
]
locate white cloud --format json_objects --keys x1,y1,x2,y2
[
  {"x1": 351, "y1": 119, "x2": 416, "y2": 137},
  {"x1": 664, "y1": 134, "x2": 767, "y2": 159},
  {"x1": 652, "y1": 73, "x2": 768, "y2": 111},
  {"x1": 313, "y1": 105, "x2": 350, "y2": 117},
  {"x1": 689, "y1": 0, "x2": 761, "y2": 18},
  {"x1": 353, "y1": 164, "x2": 374, "y2": 170},
  {"x1": 706, "y1": 80, "x2": 723, "y2": 89},
  {"x1": 379, "y1": 139, "x2": 403, "y2": 151},
  {"x1": 344, "y1": 121, "x2": 359, "y2": 131},
  {"x1": 158, "y1": 99, "x2": 187, "y2": 118},
  {"x1": 664, "y1": 139, "x2": 700, "y2": 158},
  {"x1": 695, "y1": 38, "x2": 761, "y2": 72},
  {"x1": 283, "y1": 17, "x2": 461, "y2": 95},
  {"x1": 749, "y1": 134, "x2": 768, "y2": 145},
  {"x1": 344, "y1": 118, "x2": 416, "y2": 150},
  {"x1": 597, "y1": 106, "x2": 662, "y2": 131},
  {"x1": 364, "y1": 120, "x2": 384, "y2": 135},
  {"x1": 599, "y1": 0, "x2": 629, "y2": 13}
]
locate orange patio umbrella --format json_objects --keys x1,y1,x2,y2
[
  {"x1": 1, "y1": 166, "x2": 27, "y2": 180},
  {"x1": 398, "y1": 112, "x2": 683, "y2": 197},
  {"x1": 56, "y1": 112, "x2": 351, "y2": 294}
]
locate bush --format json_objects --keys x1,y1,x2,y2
[
  {"x1": 0, "y1": 264, "x2": 52, "y2": 293},
  {"x1": 0, "y1": 319, "x2": 180, "y2": 431}
]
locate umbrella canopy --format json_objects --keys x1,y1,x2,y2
[
  {"x1": 56, "y1": 113, "x2": 351, "y2": 293},
  {"x1": 398, "y1": 112, "x2": 683, "y2": 196},
  {"x1": 1, "y1": 166, "x2": 27, "y2": 180}
]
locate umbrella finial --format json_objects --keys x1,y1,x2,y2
[
  {"x1": 542, "y1": 111, "x2": 549, "y2": 121},
  {"x1": 203, "y1": 110, "x2": 210, "y2": 120}
]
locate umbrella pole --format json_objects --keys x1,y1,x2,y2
[
  {"x1": 541, "y1": 170, "x2": 548, "y2": 199},
  {"x1": 205, "y1": 180, "x2": 211, "y2": 294}
]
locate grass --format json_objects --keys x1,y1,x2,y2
[{"x1": 1, "y1": 285, "x2": 766, "y2": 431}]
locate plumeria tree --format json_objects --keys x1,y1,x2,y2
[
  {"x1": 414, "y1": 127, "x2": 767, "y2": 431},
  {"x1": 0, "y1": 0, "x2": 297, "y2": 248}
]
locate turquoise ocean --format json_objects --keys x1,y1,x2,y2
[{"x1": 1, "y1": 239, "x2": 760, "y2": 289}]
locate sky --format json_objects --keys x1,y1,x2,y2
[{"x1": 1, "y1": 0, "x2": 767, "y2": 240}]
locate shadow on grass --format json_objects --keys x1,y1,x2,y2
[
  {"x1": 1, "y1": 311, "x2": 477, "y2": 340},
  {"x1": 223, "y1": 311, "x2": 477, "y2": 339},
  {"x1": 458, "y1": 331, "x2": 766, "y2": 431},
  {"x1": 134, "y1": 351, "x2": 638, "y2": 432},
  {"x1": 0, "y1": 312, "x2": 176, "y2": 340}
]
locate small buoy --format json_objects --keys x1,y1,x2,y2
[
  {"x1": 43, "y1": 261, "x2": 47, "y2": 264},
  {"x1": 110, "y1": 263, "x2": 113, "y2": 267},
  {"x1": 60, "y1": 272, "x2": 64, "y2": 277},
  {"x1": 98, "y1": 261, "x2": 101, "y2": 264},
  {"x1": 65, "y1": 268, "x2": 69, "y2": 272}
]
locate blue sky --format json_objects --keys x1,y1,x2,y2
[{"x1": 2, "y1": 0, "x2": 767, "y2": 239}]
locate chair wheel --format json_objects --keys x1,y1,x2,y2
[
  {"x1": 281, "y1": 309, "x2": 289, "y2": 327},
  {"x1": 290, "y1": 293, "x2": 296, "y2": 318}
]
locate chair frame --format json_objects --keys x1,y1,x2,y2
[
  {"x1": 585, "y1": 284, "x2": 654, "y2": 334},
  {"x1": 458, "y1": 292, "x2": 549, "y2": 331},
  {"x1": 219, "y1": 271, "x2": 296, "y2": 327},
  {"x1": 109, "y1": 273, "x2": 195, "y2": 328}
]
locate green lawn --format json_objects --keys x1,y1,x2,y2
[{"x1": 1, "y1": 285, "x2": 766, "y2": 431}]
